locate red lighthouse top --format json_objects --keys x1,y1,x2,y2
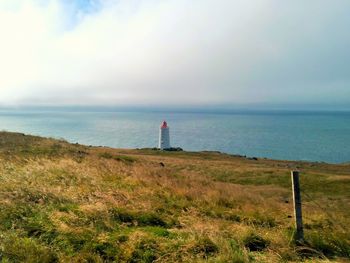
[{"x1": 161, "y1": 121, "x2": 168, "y2": 128}]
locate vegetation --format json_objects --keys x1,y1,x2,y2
[{"x1": 0, "y1": 131, "x2": 349, "y2": 262}]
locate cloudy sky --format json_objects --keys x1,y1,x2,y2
[{"x1": 0, "y1": 0, "x2": 349, "y2": 108}]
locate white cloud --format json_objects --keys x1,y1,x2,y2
[{"x1": 0, "y1": 0, "x2": 349, "y2": 106}]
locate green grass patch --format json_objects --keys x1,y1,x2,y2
[
  {"x1": 99, "y1": 152, "x2": 137, "y2": 163},
  {"x1": 0, "y1": 233, "x2": 58, "y2": 263},
  {"x1": 188, "y1": 236, "x2": 219, "y2": 258},
  {"x1": 110, "y1": 208, "x2": 169, "y2": 227}
]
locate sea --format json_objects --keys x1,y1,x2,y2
[{"x1": 0, "y1": 108, "x2": 349, "y2": 164}]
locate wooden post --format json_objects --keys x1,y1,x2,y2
[{"x1": 291, "y1": 171, "x2": 304, "y2": 242}]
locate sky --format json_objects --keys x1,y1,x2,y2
[{"x1": 0, "y1": 0, "x2": 349, "y2": 109}]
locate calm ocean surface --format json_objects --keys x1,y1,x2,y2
[{"x1": 0, "y1": 109, "x2": 349, "y2": 163}]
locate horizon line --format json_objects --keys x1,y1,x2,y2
[{"x1": 0, "y1": 104, "x2": 350, "y2": 114}]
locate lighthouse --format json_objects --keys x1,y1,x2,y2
[{"x1": 159, "y1": 121, "x2": 170, "y2": 150}]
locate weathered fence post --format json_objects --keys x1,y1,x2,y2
[{"x1": 291, "y1": 170, "x2": 304, "y2": 242}]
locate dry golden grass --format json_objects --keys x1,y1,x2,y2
[{"x1": 0, "y1": 131, "x2": 349, "y2": 262}]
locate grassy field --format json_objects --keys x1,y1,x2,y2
[{"x1": 0, "y1": 131, "x2": 349, "y2": 262}]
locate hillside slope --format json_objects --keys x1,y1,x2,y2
[{"x1": 0, "y1": 132, "x2": 349, "y2": 262}]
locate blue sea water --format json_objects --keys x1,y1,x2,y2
[{"x1": 0, "y1": 109, "x2": 349, "y2": 163}]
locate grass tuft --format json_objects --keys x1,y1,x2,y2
[
  {"x1": 99, "y1": 152, "x2": 137, "y2": 164},
  {"x1": 242, "y1": 232, "x2": 270, "y2": 252},
  {"x1": 188, "y1": 236, "x2": 219, "y2": 257}
]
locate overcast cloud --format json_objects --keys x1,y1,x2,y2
[{"x1": 0, "y1": 0, "x2": 349, "y2": 107}]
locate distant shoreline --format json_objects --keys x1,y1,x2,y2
[
  {"x1": 1, "y1": 110, "x2": 349, "y2": 164},
  {"x1": 1, "y1": 131, "x2": 349, "y2": 165}
]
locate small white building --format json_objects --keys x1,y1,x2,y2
[{"x1": 159, "y1": 121, "x2": 170, "y2": 150}]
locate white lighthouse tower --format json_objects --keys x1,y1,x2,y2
[{"x1": 159, "y1": 121, "x2": 170, "y2": 150}]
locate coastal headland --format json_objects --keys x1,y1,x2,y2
[{"x1": 0, "y1": 132, "x2": 349, "y2": 262}]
